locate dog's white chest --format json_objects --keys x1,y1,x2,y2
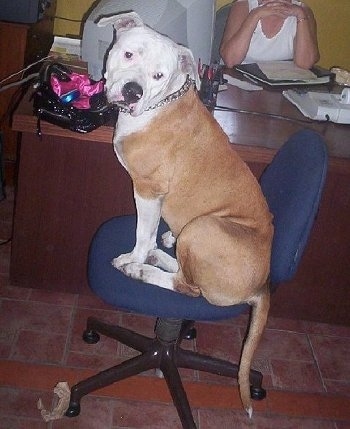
[{"x1": 113, "y1": 110, "x2": 159, "y2": 168}]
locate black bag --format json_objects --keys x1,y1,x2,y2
[{"x1": 33, "y1": 62, "x2": 118, "y2": 134}]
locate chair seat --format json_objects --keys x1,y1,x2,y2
[{"x1": 88, "y1": 215, "x2": 248, "y2": 321}]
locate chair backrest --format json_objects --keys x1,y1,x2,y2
[
  {"x1": 259, "y1": 129, "x2": 328, "y2": 287},
  {"x1": 211, "y1": 2, "x2": 232, "y2": 63}
]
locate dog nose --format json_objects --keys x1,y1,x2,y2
[{"x1": 122, "y1": 82, "x2": 143, "y2": 104}]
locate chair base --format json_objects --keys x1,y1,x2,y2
[{"x1": 65, "y1": 317, "x2": 266, "y2": 429}]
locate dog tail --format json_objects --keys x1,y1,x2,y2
[{"x1": 238, "y1": 282, "x2": 270, "y2": 418}]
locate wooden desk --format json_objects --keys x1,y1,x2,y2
[
  {"x1": 11, "y1": 81, "x2": 350, "y2": 325},
  {"x1": 214, "y1": 79, "x2": 350, "y2": 171}
]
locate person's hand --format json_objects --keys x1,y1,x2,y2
[{"x1": 253, "y1": 0, "x2": 306, "y2": 21}]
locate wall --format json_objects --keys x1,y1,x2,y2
[
  {"x1": 306, "y1": 0, "x2": 350, "y2": 69},
  {"x1": 54, "y1": 0, "x2": 350, "y2": 70},
  {"x1": 54, "y1": 0, "x2": 96, "y2": 37}
]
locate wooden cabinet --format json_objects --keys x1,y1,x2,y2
[
  {"x1": 10, "y1": 131, "x2": 134, "y2": 293},
  {"x1": 0, "y1": 22, "x2": 28, "y2": 185},
  {"x1": 0, "y1": 10, "x2": 54, "y2": 185}
]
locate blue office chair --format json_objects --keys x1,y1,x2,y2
[{"x1": 66, "y1": 129, "x2": 328, "y2": 428}]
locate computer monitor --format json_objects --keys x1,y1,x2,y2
[
  {"x1": 82, "y1": 0, "x2": 215, "y2": 80},
  {"x1": 0, "y1": 0, "x2": 54, "y2": 24}
]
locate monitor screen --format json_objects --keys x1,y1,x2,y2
[
  {"x1": 0, "y1": 0, "x2": 53, "y2": 24},
  {"x1": 82, "y1": 0, "x2": 215, "y2": 80}
]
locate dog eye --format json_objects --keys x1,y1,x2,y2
[
  {"x1": 153, "y1": 72, "x2": 164, "y2": 80},
  {"x1": 124, "y1": 51, "x2": 133, "y2": 59}
]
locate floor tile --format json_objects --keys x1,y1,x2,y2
[
  {"x1": 336, "y1": 422, "x2": 350, "y2": 429},
  {"x1": 324, "y1": 379, "x2": 350, "y2": 397},
  {"x1": 51, "y1": 396, "x2": 114, "y2": 429},
  {"x1": 198, "y1": 409, "x2": 337, "y2": 429},
  {"x1": 0, "y1": 283, "x2": 32, "y2": 299},
  {"x1": 0, "y1": 417, "x2": 47, "y2": 429},
  {"x1": 270, "y1": 359, "x2": 324, "y2": 392},
  {"x1": 0, "y1": 387, "x2": 51, "y2": 420},
  {"x1": 254, "y1": 329, "x2": 314, "y2": 362},
  {"x1": 69, "y1": 307, "x2": 121, "y2": 358},
  {"x1": 29, "y1": 288, "x2": 77, "y2": 306},
  {"x1": 195, "y1": 322, "x2": 243, "y2": 362},
  {"x1": 112, "y1": 399, "x2": 186, "y2": 428},
  {"x1": 11, "y1": 329, "x2": 68, "y2": 365},
  {"x1": 120, "y1": 313, "x2": 157, "y2": 335},
  {"x1": 0, "y1": 300, "x2": 73, "y2": 336},
  {"x1": 302, "y1": 321, "x2": 350, "y2": 338},
  {"x1": 309, "y1": 335, "x2": 350, "y2": 381},
  {"x1": 66, "y1": 349, "x2": 126, "y2": 372},
  {"x1": 266, "y1": 390, "x2": 350, "y2": 421},
  {"x1": 266, "y1": 316, "x2": 304, "y2": 333},
  {"x1": 77, "y1": 293, "x2": 115, "y2": 311}
]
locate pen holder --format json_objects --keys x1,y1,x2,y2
[{"x1": 199, "y1": 64, "x2": 225, "y2": 109}]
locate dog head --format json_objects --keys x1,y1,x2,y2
[{"x1": 98, "y1": 12, "x2": 201, "y2": 117}]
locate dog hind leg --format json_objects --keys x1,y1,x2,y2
[{"x1": 146, "y1": 248, "x2": 179, "y2": 272}]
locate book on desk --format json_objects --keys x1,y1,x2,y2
[{"x1": 235, "y1": 61, "x2": 332, "y2": 86}]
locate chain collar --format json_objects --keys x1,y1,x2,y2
[{"x1": 117, "y1": 75, "x2": 195, "y2": 114}]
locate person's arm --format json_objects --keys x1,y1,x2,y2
[
  {"x1": 220, "y1": 1, "x2": 260, "y2": 67},
  {"x1": 292, "y1": 4, "x2": 320, "y2": 69}
]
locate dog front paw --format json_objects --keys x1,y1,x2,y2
[
  {"x1": 111, "y1": 252, "x2": 136, "y2": 269},
  {"x1": 118, "y1": 262, "x2": 145, "y2": 280},
  {"x1": 161, "y1": 231, "x2": 176, "y2": 248}
]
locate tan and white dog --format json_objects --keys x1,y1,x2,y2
[{"x1": 98, "y1": 12, "x2": 273, "y2": 417}]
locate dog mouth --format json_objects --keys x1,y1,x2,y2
[
  {"x1": 114, "y1": 100, "x2": 135, "y2": 113},
  {"x1": 112, "y1": 81, "x2": 143, "y2": 114}
]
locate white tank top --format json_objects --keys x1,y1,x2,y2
[{"x1": 241, "y1": 0, "x2": 302, "y2": 63}]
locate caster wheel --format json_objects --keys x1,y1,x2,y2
[
  {"x1": 184, "y1": 327, "x2": 197, "y2": 340},
  {"x1": 65, "y1": 402, "x2": 81, "y2": 417},
  {"x1": 250, "y1": 386, "x2": 266, "y2": 401},
  {"x1": 83, "y1": 329, "x2": 100, "y2": 344}
]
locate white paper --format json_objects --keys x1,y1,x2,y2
[
  {"x1": 51, "y1": 36, "x2": 82, "y2": 57},
  {"x1": 257, "y1": 61, "x2": 317, "y2": 81}
]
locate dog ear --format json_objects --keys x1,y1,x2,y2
[
  {"x1": 178, "y1": 47, "x2": 201, "y2": 90},
  {"x1": 97, "y1": 11, "x2": 144, "y2": 31}
]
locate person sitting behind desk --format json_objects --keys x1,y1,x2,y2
[{"x1": 220, "y1": 0, "x2": 320, "y2": 69}]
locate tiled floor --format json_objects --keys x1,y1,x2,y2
[{"x1": 1, "y1": 186, "x2": 350, "y2": 429}]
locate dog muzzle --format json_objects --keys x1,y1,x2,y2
[
  {"x1": 121, "y1": 82, "x2": 143, "y2": 104},
  {"x1": 115, "y1": 75, "x2": 195, "y2": 115}
]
